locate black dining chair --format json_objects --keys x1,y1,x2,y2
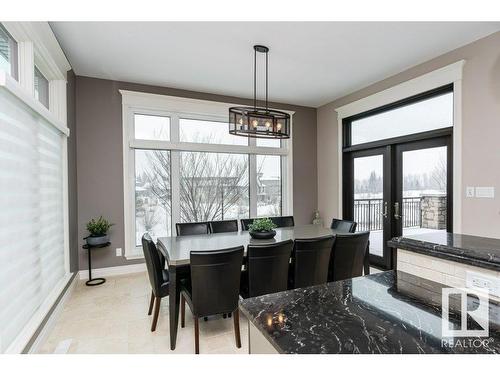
[
  {"x1": 240, "y1": 218, "x2": 253, "y2": 231},
  {"x1": 141, "y1": 234, "x2": 169, "y2": 332},
  {"x1": 330, "y1": 218, "x2": 357, "y2": 233},
  {"x1": 271, "y1": 216, "x2": 295, "y2": 228},
  {"x1": 176, "y1": 222, "x2": 210, "y2": 236},
  {"x1": 180, "y1": 246, "x2": 244, "y2": 354},
  {"x1": 240, "y1": 239, "x2": 294, "y2": 298},
  {"x1": 209, "y1": 219, "x2": 238, "y2": 233},
  {"x1": 328, "y1": 231, "x2": 370, "y2": 282},
  {"x1": 289, "y1": 236, "x2": 335, "y2": 289}
]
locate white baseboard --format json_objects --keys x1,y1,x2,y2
[
  {"x1": 26, "y1": 274, "x2": 78, "y2": 354},
  {"x1": 78, "y1": 262, "x2": 146, "y2": 280}
]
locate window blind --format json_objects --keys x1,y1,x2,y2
[{"x1": 0, "y1": 87, "x2": 66, "y2": 352}]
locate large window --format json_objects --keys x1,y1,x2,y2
[
  {"x1": 123, "y1": 93, "x2": 293, "y2": 256},
  {"x1": 0, "y1": 24, "x2": 18, "y2": 79}
]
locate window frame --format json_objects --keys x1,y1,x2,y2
[
  {"x1": 343, "y1": 84, "x2": 454, "y2": 152},
  {"x1": 0, "y1": 23, "x2": 18, "y2": 79},
  {"x1": 34, "y1": 65, "x2": 49, "y2": 108},
  {"x1": 121, "y1": 90, "x2": 294, "y2": 258}
]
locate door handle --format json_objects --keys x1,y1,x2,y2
[
  {"x1": 383, "y1": 201, "x2": 388, "y2": 219},
  {"x1": 394, "y1": 202, "x2": 401, "y2": 220}
]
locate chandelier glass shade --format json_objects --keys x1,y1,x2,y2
[{"x1": 228, "y1": 45, "x2": 291, "y2": 139}]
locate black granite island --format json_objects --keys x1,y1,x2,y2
[
  {"x1": 388, "y1": 233, "x2": 500, "y2": 297},
  {"x1": 239, "y1": 271, "x2": 500, "y2": 354}
]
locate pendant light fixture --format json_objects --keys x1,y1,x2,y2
[{"x1": 229, "y1": 45, "x2": 290, "y2": 139}]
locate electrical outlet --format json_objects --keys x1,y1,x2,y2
[
  {"x1": 466, "y1": 186, "x2": 475, "y2": 198},
  {"x1": 466, "y1": 271, "x2": 500, "y2": 298},
  {"x1": 116, "y1": 248, "x2": 122, "y2": 257}
]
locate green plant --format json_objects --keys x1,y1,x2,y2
[
  {"x1": 248, "y1": 218, "x2": 276, "y2": 232},
  {"x1": 86, "y1": 216, "x2": 114, "y2": 236}
]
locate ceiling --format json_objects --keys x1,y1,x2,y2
[{"x1": 50, "y1": 22, "x2": 500, "y2": 107}]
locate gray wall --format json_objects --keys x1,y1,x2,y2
[
  {"x1": 66, "y1": 70, "x2": 79, "y2": 272},
  {"x1": 75, "y1": 76, "x2": 317, "y2": 270}
]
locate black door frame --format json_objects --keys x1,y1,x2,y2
[
  {"x1": 343, "y1": 146, "x2": 393, "y2": 268},
  {"x1": 342, "y1": 84, "x2": 454, "y2": 270},
  {"x1": 394, "y1": 136, "x2": 453, "y2": 238}
]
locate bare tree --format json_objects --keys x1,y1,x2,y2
[
  {"x1": 142, "y1": 208, "x2": 161, "y2": 233},
  {"x1": 142, "y1": 146, "x2": 248, "y2": 223},
  {"x1": 430, "y1": 155, "x2": 447, "y2": 191}
]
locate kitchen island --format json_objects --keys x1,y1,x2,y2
[
  {"x1": 388, "y1": 232, "x2": 500, "y2": 299},
  {"x1": 239, "y1": 271, "x2": 500, "y2": 354}
]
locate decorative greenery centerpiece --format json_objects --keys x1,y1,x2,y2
[
  {"x1": 248, "y1": 217, "x2": 277, "y2": 239},
  {"x1": 85, "y1": 216, "x2": 114, "y2": 246}
]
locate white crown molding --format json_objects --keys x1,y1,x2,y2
[
  {"x1": 335, "y1": 60, "x2": 465, "y2": 119},
  {"x1": 2, "y1": 22, "x2": 71, "y2": 80}
]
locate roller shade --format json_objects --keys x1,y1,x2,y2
[{"x1": 0, "y1": 83, "x2": 66, "y2": 352}]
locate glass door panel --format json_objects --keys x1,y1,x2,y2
[
  {"x1": 353, "y1": 155, "x2": 385, "y2": 257},
  {"x1": 401, "y1": 146, "x2": 448, "y2": 237}
]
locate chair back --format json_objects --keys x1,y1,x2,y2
[
  {"x1": 328, "y1": 232, "x2": 369, "y2": 282},
  {"x1": 292, "y1": 236, "x2": 334, "y2": 288},
  {"x1": 247, "y1": 240, "x2": 294, "y2": 297},
  {"x1": 271, "y1": 216, "x2": 295, "y2": 228},
  {"x1": 190, "y1": 246, "x2": 244, "y2": 317},
  {"x1": 209, "y1": 220, "x2": 238, "y2": 233},
  {"x1": 240, "y1": 218, "x2": 253, "y2": 231},
  {"x1": 176, "y1": 222, "x2": 210, "y2": 236},
  {"x1": 330, "y1": 218, "x2": 357, "y2": 233},
  {"x1": 141, "y1": 234, "x2": 165, "y2": 296}
]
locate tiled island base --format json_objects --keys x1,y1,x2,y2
[{"x1": 397, "y1": 249, "x2": 500, "y2": 302}]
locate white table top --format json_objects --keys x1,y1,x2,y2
[{"x1": 157, "y1": 224, "x2": 339, "y2": 266}]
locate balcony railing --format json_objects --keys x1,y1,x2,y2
[{"x1": 354, "y1": 197, "x2": 422, "y2": 231}]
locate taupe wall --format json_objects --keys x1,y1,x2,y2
[
  {"x1": 75, "y1": 77, "x2": 317, "y2": 270},
  {"x1": 318, "y1": 31, "x2": 500, "y2": 239},
  {"x1": 66, "y1": 70, "x2": 79, "y2": 272}
]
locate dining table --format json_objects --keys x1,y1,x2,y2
[{"x1": 156, "y1": 224, "x2": 370, "y2": 350}]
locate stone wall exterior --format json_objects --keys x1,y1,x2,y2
[{"x1": 420, "y1": 195, "x2": 447, "y2": 229}]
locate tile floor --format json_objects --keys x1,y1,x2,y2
[{"x1": 37, "y1": 272, "x2": 249, "y2": 354}]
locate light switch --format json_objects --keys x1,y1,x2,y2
[
  {"x1": 475, "y1": 187, "x2": 495, "y2": 198},
  {"x1": 466, "y1": 186, "x2": 475, "y2": 198}
]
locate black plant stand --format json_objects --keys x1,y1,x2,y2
[{"x1": 83, "y1": 242, "x2": 110, "y2": 286}]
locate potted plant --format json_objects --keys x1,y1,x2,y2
[
  {"x1": 85, "y1": 216, "x2": 114, "y2": 246},
  {"x1": 248, "y1": 218, "x2": 277, "y2": 239}
]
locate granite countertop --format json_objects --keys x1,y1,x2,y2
[
  {"x1": 387, "y1": 232, "x2": 500, "y2": 272},
  {"x1": 239, "y1": 271, "x2": 500, "y2": 354}
]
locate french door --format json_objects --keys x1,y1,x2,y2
[{"x1": 343, "y1": 135, "x2": 453, "y2": 269}]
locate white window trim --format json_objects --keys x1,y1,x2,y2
[
  {"x1": 334, "y1": 60, "x2": 464, "y2": 233},
  {"x1": 120, "y1": 90, "x2": 294, "y2": 258}
]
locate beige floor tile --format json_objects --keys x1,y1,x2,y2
[{"x1": 37, "y1": 272, "x2": 250, "y2": 355}]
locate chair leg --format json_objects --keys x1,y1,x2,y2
[
  {"x1": 148, "y1": 291, "x2": 155, "y2": 316},
  {"x1": 194, "y1": 317, "x2": 200, "y2": 354},
  {"x1": 151, "y1": 297, "x2": 161, "y2": 332},
  {"x1": 233, "y1": 309, "x2": 241, "y2": 348},
  {"x1": 181, "y1": 294, "x2": 186, "y2": 328}
]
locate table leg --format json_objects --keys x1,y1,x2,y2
[{"x1": 169, "y1": 265, "x2": 180, "y2": 350}]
